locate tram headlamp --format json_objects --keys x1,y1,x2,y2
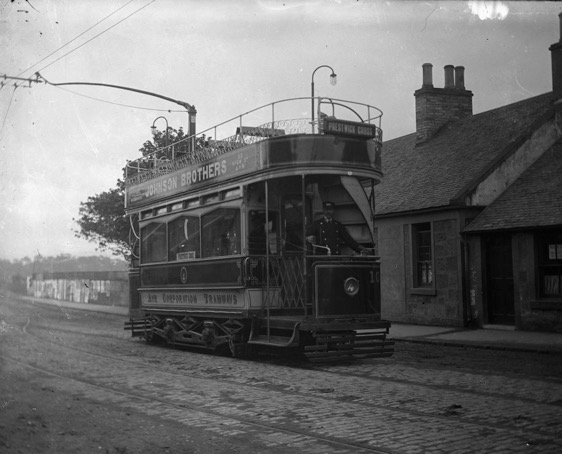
[{"x1": 344, "y1": 277, "x2": 360, "y2": 296}]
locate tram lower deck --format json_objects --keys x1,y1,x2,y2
[{"x1": 126, "y1": 254, "x2": 393, "y2": 359}]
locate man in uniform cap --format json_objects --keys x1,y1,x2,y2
[{"x1": 306, "y1": 201, "x2": 364, "y2": 255}]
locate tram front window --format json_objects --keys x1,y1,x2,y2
[
  {"x1": 168, "y1": 216, "x2": 200, "y2": 261},
  {"x1": 141, "y1": 222, "x2": 167, "y2": 263},
  {"x1": 201, "y1": 208, "x2": 241, "y2": 257}
]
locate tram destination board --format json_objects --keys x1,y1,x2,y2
[{"x1": 322, "y1": 118, "x2": 379, "y2": 139}]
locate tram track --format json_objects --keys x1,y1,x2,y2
[
  {"x1": 21, "y1": 310, "x2": 562, "y2": 409},
  {"x1": 1, "y1": 353, "x2": 397, "y2": 454},
  {"x1": 12, "y1": 307, "x2": 562, "y2": 448},
  {"x1": 5, "y1": 314, "x2": 398, "y2": 454},
  {"x1": 3, "y1": 298, "x2": 562, "y2": 452}
]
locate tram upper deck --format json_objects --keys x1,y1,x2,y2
[{"x1": 124, "y1": 97, "x2": 383, "y2": 212}]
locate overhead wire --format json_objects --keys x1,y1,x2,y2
[
  {"x1": 1, "y1": 0, "x2": 165, "y2": 136},
  {"x1": 34, "y1": 0, "x2": 157, "y2": 74},
  {"x1": 2, "y1": 0, "x2": 188, "y2": 155},
  {"x1": 17, "y1": 0, "x2": 137, "y2": 78}
]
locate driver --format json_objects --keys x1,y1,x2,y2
[{"x1": 306, "y1": 201, "x2": 365, "y2": 255}]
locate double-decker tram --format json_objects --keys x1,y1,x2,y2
[{"x1": 124, "y1": 97, "x2": 394, "y2": 360}]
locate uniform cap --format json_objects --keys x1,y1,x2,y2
[{"x1": 323, "y1": 201, "x2": 335, "y2": 208}]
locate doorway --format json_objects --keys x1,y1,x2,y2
[{"x1": 484, "y1": 234, "x2": 515, "y2": 324}]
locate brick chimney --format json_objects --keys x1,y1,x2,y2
[
  {"x1": 550, "y1": 12, "x2": 562, "y2": 93},
  {"x1": 414, "y1": 64, "x2": 473, "y2": 144}
]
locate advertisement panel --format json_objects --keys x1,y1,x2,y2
[{"x1": 127, "y1": 147, "x2": 259, "y2": 207}]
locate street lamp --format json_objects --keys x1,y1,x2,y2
[
  {"x1": 151, "y1": 116, "x2": 170, "y2": 161},
  {"x1": 311, "y1": 65, "x2": 337, "y2": 133}
]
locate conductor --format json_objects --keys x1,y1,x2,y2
[{"x1": 306, "y1": 201, "x2": 364, "y2": 255}]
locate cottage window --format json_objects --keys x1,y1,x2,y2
[
  {"x1": 413, "y1": 222, "x2": 433, "y2": 287},
  {"x1": 538, "y1": 231, "x2": 562, "y2": 298}
]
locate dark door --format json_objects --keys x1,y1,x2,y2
[{"x1": 484, "y1": 235, "x2": 515, "y2": 324}]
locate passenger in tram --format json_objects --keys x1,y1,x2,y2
[{"x1": 306, "y1": 201, "x2": 365, "y2": 255}]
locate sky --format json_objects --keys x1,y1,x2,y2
[{"x1": 0, "y1": 0, "x2": 561, "y2": 261}]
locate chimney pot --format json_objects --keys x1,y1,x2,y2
[
  {"x1": 422, "y1": 63, "x2": 433, "y2": 87},
  {"x1": 444, "y1": 65, "x2": 455, "y2": 88},
  {"x1": 550, "y1": 12, "x2": 562, "y2": 93},
  {"x1": 414, "y1": 63, "x2": 473, "y2": 144},
  {"x1": 454, "y1": 66, "x2": 465, "y2": 89}
]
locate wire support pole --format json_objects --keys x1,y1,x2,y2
[
  {"x1": 35, "y1": 72, "x2": 196, "y2": 114},
  {"x1": 35, "y1": 72, "x2": 197, "y2": 150}
]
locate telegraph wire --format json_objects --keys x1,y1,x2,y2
[
  {"x1": 0, "y1": 84, "x2": 19, "y2": 138},
  {"x1": 17, "y1": 0, "x2": 137, "y2": 78},
  {"x1": 33, "y1": 0, "x2": 156, "y2": 74}
]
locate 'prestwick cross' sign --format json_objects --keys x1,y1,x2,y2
[{"x1": 322, "y1": 118, "x2": 379, "y2": 139}]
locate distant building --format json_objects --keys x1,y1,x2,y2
[
  {"x1": 376, "y1": 14, "x2": 562, "y2": 332},
  {"x1": 28, "y1": 271, "x2": 129, "y2": 307}
]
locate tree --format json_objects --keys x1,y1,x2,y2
[
  {"x1": 74, "y1": 179, "x2": 130, "y2": 258},
  {"x1": 74, "y1": 126, "x2": 189, "y2": 259},
  {"x1": 139, "y1": 126, "x2": 191, "y2": 162}
]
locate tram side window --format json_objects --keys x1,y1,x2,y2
[
  {"x1": 201, "y1": 208, "x2": 241, "y2": 257},
  {"x1": 168, "y1": 216, "x2": 200, "y2": 261},
  {"x1": 141, "y1": 222, "x2": 167, "y2": 263}
]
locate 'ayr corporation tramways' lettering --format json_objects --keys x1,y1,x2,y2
[{"x1": 143, "y1": 292, "x2": 240, "y2": 307}]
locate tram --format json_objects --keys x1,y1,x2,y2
[{"x1": 124, "y1": 96, "x2": 394, "y2": 360}]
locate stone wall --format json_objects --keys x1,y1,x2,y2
[{"x1": 378, "y1": 214, "x2": 465, "y2": 327}]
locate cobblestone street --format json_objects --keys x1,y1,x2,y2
[{"x1": 1, "y1": 297, "x2": 562, "y2": 453}]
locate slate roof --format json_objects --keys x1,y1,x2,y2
[
  {"x1": 463, "y1": 141, "x2": 562, "y2": 232},
  {"x1": 375, "y1": 92, "x2": 557, "y2": 216}
]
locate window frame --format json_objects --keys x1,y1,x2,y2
[
  {"x1": 167, "y1": 215, "x2": 201, "y2": 262},
  {"x1": 536, "y1": 231, "x2": 562, "y2": 300},
  {"x1": 411, "y1": 221, "x2": 434, "y2": 291},
  {"x1": 200, "y1": 207, "x2": 242, "y2": 258},
  {"x1": 140, "y1": 221, "x2": 168, "y2": 264}
]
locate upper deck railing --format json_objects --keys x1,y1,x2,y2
[{"x1": 125, "y1": 97, "x2": 383, "y2": 187}]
